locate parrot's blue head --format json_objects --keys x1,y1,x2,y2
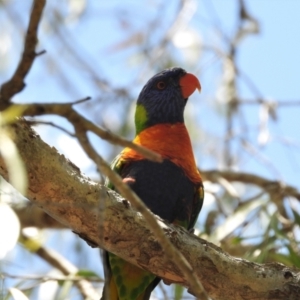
[{"x1": 135, "y1": 67, "x2": 201, "y2": 134}]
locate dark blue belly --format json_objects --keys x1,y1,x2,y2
[{"x1": 120, "y1": 159, "x2": 197, "y2": 227}]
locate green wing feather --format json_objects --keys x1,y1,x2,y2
[{"x1": 104, "y1": 153, "x2": 123, "y2": 189}]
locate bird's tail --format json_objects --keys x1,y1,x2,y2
[{"x1": 101, "y1": 251, "x2": 160, "y2": 300}]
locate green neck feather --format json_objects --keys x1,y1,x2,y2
[{"x1": 135, "y1": 104, "x2": 148, "y2": 135}]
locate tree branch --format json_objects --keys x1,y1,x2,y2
[
  {"x1": 202, "y1": 170, "x2": 300, "y2": 201},
  {"x1": 0, "y1": 0, "x2": 46, "y2": 108},
  {"x1": 1, "y1": 122, "x2": 299, "y2": 300}
]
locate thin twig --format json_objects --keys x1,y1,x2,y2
[
  {"x1": 241, "y1": 138, "x2": 282, "y2": 178},
  {"x1": 25, "y1": 120, "x2": 76, "y2": 137},
  {"x1": 239, "y1": 98, "x2": 300, "y2": 106},
  {"x1": 72, "y1": 96, "x2": 92, "y2": 105},
  {"x1": 2, "y1": 272, "x2": 103, "y2": 283},
  {"x1": 201, "y1": 169, "x2": 300, "y2": 201}
]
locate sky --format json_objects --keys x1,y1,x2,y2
[{"x1": 1, "y1": 0, "x2": 300, "y2": 299}]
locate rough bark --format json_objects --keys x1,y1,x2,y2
[{"x1": 1, "y1": 122, "x2": 300, "y2": 300}]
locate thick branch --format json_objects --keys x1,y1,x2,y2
[{"x1": 0, "y1": 122, "x2": 300, "y2": 300}]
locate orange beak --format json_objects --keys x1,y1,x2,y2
[{"x1": 179, "y1": 73, "x2": 201, "y2": 99}]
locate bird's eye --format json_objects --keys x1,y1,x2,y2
[{"x1": 156, "y1": 81, "x2": 166, "y2": 90}]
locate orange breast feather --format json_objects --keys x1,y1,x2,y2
[{"x1": 121, "y1": 123, "x2": 202, "y2": 184}]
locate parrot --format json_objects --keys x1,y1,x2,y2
[{"x1": 101, "y1": 67, "x2": 204, "y2": 300}]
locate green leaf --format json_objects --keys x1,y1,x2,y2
[
  {"x1": 269, "y1": 253, "x2": 293, "y2": 266},
  {"x1": 292, "y1": 208, "x2": 300, "y2": 226},
  {"x1": 0, "y1": 104, "x2": 28, "y2": 125},
  {"x1": 76, "y1": 269, "x2": 101, "y2": 278},
  {"x1": 174, "y1": 284, "x2": 184, "y2": 300},
  {"x1": 231, "y1": 236, "x2": 243, "y2": 245},
  {"x1": 287, "y1": 246, "x2": 300, "y2": 268},
  {"x1": 56, "y1": 279, "x2": 73, "y2": 300},
  {"x1": 269, "y1": 213, "x2": 286, "y2": 239}
]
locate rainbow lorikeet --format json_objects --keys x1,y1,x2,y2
[{"x1": 101, "y1": 67, "x2": 204, "y2": 300}]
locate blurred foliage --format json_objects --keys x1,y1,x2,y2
[{"x1": 0, "y1": 0, "x2": 300, "y2": 299}]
